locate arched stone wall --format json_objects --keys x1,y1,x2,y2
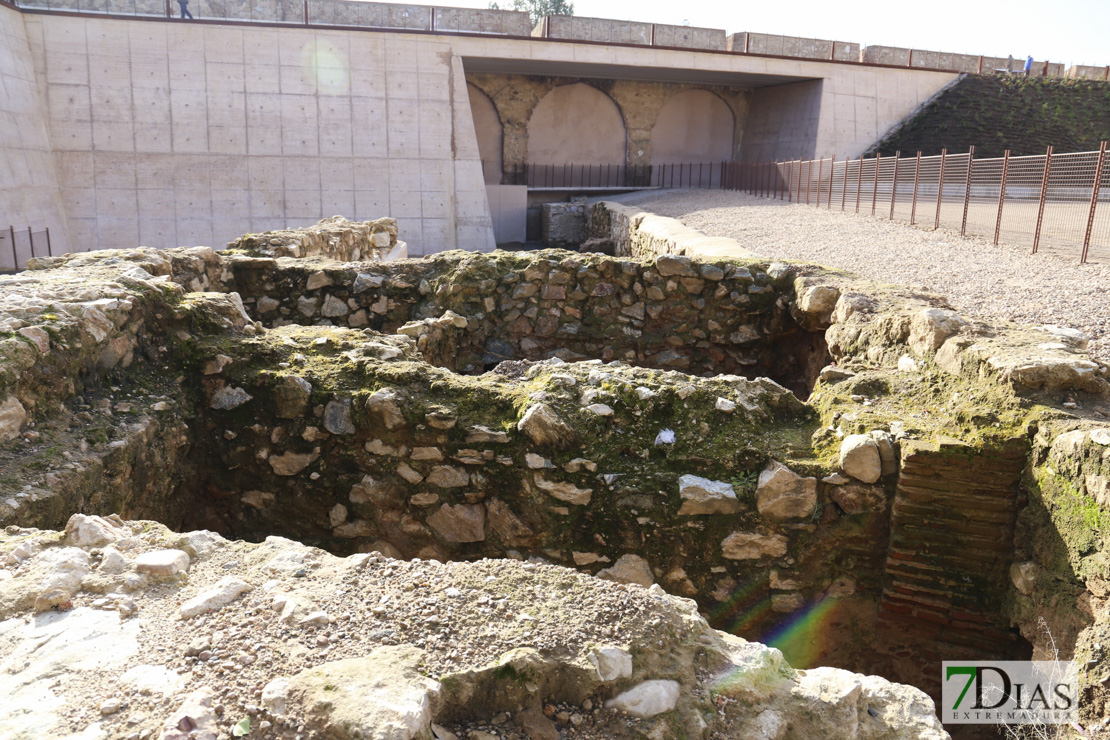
[
  {"x1": 466, "y1": 83, "x2": 503, "y2": 184},
  {"x1": 650, "y1": 89, "x2": 735, "y2": 164},
  {"x1": 526, "y1": 83, "x2": 626, "y2": 165}
]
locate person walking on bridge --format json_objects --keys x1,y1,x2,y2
[
  {"x1": 178, "y1": 0, "x2": 193, "y2": 19},
  {"x1": 1024, "y1": 55, "x2": 1033, "y2": 76}
]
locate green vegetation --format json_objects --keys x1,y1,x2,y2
[
  {"x1": 488, "y1": 0, "x2": 573, "y2": 27},
  {"x1": 871, "y1": 76, "x2": 1110, "y2": 158}
]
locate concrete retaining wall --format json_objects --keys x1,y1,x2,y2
[{"x1": 0, "y1": 3, "x2": 69, "y2": 253}]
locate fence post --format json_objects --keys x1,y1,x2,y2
[
  {"x1": 303, "y1": 0, "x2": 308, "y2": 24},
  {"x1": 805, "y1": 159, "x2": 813, "y2": 205},
  {"x1": 993, "y1": 149, "x2": 1011, "y2": 245},
  {"x1": 871, "y1": 152, "x2": 882, "y2": 216},
  {"x1": 1081, "y1": 140, "x2": 1108, "y2": 264},
  {"x1": 841, "y1": 158, "x2": 848, "y2": 210},
  {"x1": 1032, "y1": 146, "x2": 1053, "y2": 254},
  {"x1": 889, "y1": 151, "x2": 901, "y2": 219},
  {"x1": 9, "y1": 226, "x2": 16, "y2": 270},
  {"x1": 855, "y1": 156, "x2": 863, "y2": 213},
  {"x1": 961, "y1": 146, "x2": 975, "y2": 236},
  {"x1": 816, "y1": 157, "x2": 824, "y2": 208},
  {"x1": 45, "y1": 227, "x2": 52, "y2": 257},
  {"x1": 827, "y1": 157, "x2": 835, "y2": 209},
  {"x1": 934, "y1": 148, "x2": 948, "y2": 230},
  {"x1": 910, "y1": 151, "x2": 922, "y2": 225},
  {"x1": 27, "y1": 227, "x2": 34, "y2": 260}
]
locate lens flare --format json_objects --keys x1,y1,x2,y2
[{"x1": 301, "y1": 41, "x2": 350, "y2": 95}]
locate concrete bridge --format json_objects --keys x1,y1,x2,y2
[{"x1": 0, "y1": 0, "x2": 973, "y2": 256}]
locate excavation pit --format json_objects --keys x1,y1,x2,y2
[{"x1": 3, "y1": 212, "x2": 1110, "y2": 734}]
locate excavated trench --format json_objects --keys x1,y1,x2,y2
[{"x1": 4, "y1": 239, "x2": 1099, "y2": 737}]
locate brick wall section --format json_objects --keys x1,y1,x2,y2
[{"x1": 881, "y1": 436, "x2": 1027, "y2": 654}]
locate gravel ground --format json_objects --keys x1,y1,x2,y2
[{"x1": 613, "y1": 189, "x2": 1110, "y2": 363}]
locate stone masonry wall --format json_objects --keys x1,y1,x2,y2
[
  {"x1": 466, "y1": 74, "x2": 752, "y2": 173},
  {"x1": 223, "y1": 249, "x2": 829, "y2": 395}
]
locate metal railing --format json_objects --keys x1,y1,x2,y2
[
  {"x1": 0, "y1": 225, "x2": 54, "y2": 272},
  {"x1": 492, "y1": 162, "x2": 722, "y2": 189},
  {"x1": 731, "y1": 144, "x2": 1110, "y2": 264}
]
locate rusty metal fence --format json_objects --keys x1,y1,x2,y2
[
  {"x1": 493, "y1": 162, "x2": 722, "y2": 189},
  {"x1": 0, "y1": 225, "x2": 54, "y2": 272},
  {"x1": 732, "y1": 143, "x2": 1110, "y2": 264}
]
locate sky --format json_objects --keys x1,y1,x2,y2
[{"x1": 453, "y1": 0, "x2": 1110, "y2": 69}]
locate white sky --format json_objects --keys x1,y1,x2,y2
[{"x1": 450, "y1": 0, "x2": 1110, "y2": 69}]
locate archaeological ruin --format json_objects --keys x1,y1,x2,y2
[{"x1": 2, "y1": 198, "x2": 1110, "y2": 739}]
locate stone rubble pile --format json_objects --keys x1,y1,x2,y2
[{"x1": 0, "y1": 516, "x2": 951, "y2": 740}]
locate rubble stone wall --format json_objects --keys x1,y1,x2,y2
[{"x1": 224, "y1": 250, "x2": 830, "y2": 393}]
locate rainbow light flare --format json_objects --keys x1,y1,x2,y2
[{"x1": 761, "y1": 596, "x2": 843, "y2": 669}]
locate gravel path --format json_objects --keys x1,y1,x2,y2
[{"x1": 615, "y1": 189, "x2": 1110, "y2": 363}]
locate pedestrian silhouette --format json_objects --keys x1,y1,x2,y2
[
  {"x1": 178, "y1": 0, "x2": 193, "y2": 19},
  {"x1": 1024, "y1": 55, "x2": 1033, "y2": 77}
]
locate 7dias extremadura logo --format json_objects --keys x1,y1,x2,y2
[{"x1": 941, "y1": 661, "x2": 1079, "y2": 725}]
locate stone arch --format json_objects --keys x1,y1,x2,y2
[
  {"x1": 467, "y1": 83, "x2": 503, "y2": 185},
  {"x1": 650, "y1": 89, "x2": 736, "y2": 165},
  {"x1": 526, "y1": 83, "x2": 626, "y2": 165}
]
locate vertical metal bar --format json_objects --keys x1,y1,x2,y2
[
  {"x1": 977, "y1": 55, "x2": 983, "y2": 74},
  {"x1": 805, "y1": 160, "x2": 812, "y2": 205},
  {"x1": 841, "y1": 157, "x2": 848, "y2": 210},
  {"x1": 908, "y1": 49, "x2": 914, "y2": 67},
  {"x1": 9, "y1": 226, "x2": 16, "y2": 270},
  {"x1": 829, "y1": 40, "x2": 835, "y2": 60},
  {"x1": 744, "y1": 33, "x2": 750, "y2": 53},
  {"x1": 889, "y1": 151, "x2": 900, "y2": 219},
  {"x1": 910, "y1": 151, "x2": 922, "y2": 225},
  {"x1": 46, "y1": 227, "x2": 52, "y2": 257},
  {"x1": 699, "y1": 162, "x2": 704, "y2": 188},
  {"x1": 303, "y1": 0, "x2": 307, "y2": 24},
  {"x1": 27, "y1": 227, "x2": 34, "y2": 260},
  {"x1": 993, "y1": 149, "x2": 1010, "y2": 245},
  {"x1": 816, "y1": 157, "x2": 824, "y2": 208},
  {"x1": 934, "y1": 148, "x2": 948, "y2": 230},
  {"x1": 855, "y1": 156, "x2": 863, "y2": 213},
  {"x1": 1032, "y1": 145, "x2": 1053, "y2": 254},
  {"x1": 827, "y1": 157, "x2": 834, "y2": 209},
  {"x1": 1081, "y1": 140, "x2": 1108, "y2": 264},
  {"x1": 961, "y1": 146, "x2": 975, "y2": 237},
  {"x1": 871, "y1": 153, "x2": 881, "y2": 215}
]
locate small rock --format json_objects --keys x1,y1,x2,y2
[
  {"x1": 1010, "y1": 561, "x2": 1037, "y2": 595},
  {"x1": 269, "y1": 450, "x2": 320, "y2": 476},
  {"x1": 716, "y1": 397, "x2": 737, "y2": 413},
  {"x1": 366, "y1": 388, "x2": 406, "y2": 430},
  {"x1": 534, "y1": 475, "x2": 592, "y2": 505},
  {"x1": 605, "y1": 680, "x2": 680, "y2": 718},
  {"x1": 323, "y1": 399, "x2": 355, "y2": 435},
  {"x1": 100, "y1": 698, "x2": 123, "y2": 715},
  {"x1": 427, "y1": 504, "x2": 486, "y2": 543},
  {"x1": 588, "y1": 646, "x2": 633, "y2": 681},
  {"x1": 585, "y1": 403, "x2": 614, "y2": 417},
  {"x1": 721, "y1": 532, "x2": 788, "y2": 560},
  {"x1": 596, "y1": 554, "x2": 653, "y2": 587},
  {"x1": 677, "y1": 474, "x2": 742, "y2": 515},
  {"x1": 517, "y1": 404, "x2": 575, "y2": 447},
  {"x1": 209, "y1": 386, "x2": 252, "y2": 410},
  {"x1": 179, "y1": 577, "x2": 253, "y2": 619},
  {"x1": 818, "y1": 366, "x2": 855, "y2": 383},
  {"x1": 756, "y1": 461, "x2": 817, "y2": 520},
  {"x1": 839, "y1": 434, "x2": 882, "y2": 483},
  {"x1": 134, "y1": 549, "x2": 190, "y2": 577}
]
